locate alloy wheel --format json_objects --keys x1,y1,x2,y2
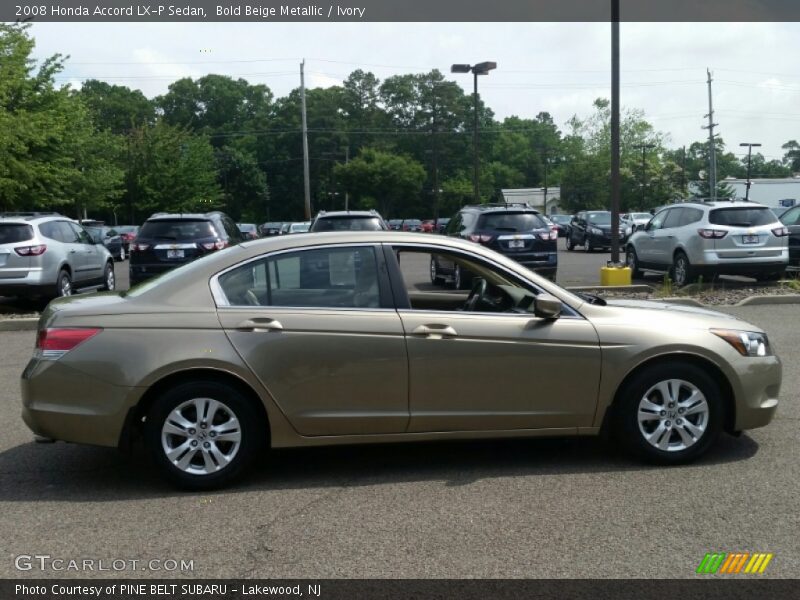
[
  {"x1": 59, "y1": 274, "x2": 72, "y2": 297},
  {"x1": 673, "y1": 255, "x2": 688, "y2": 286},
  {"x1": 637, "y1": 379, "x2": 709, "y2": 452},
  {"x1": 105, "y1": 265, "x2": 115, "y2": 290},
  {"x1": 161, "y1": 397, "x2": 242, "y2": 475}
]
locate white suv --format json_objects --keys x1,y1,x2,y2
[{"x1": 625, "y1": 201, "x2": 789, "y2": 286}]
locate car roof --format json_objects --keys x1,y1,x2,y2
[
  {"x1": 315, "y1": 211, "x2": 381, "y2": 218},
  {"x1": 147, "y1": 212, "x2": 226, "y2": 221},
  {"x1": 461, "y1": 203, "x2": 541, "y2": 214},
  {"x1": 0, "y1": 214, "x2": 74, "y2": 224}
]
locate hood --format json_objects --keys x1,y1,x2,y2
[{"x1": 604, "y1": 298, "x2": 741, "y2": 320}]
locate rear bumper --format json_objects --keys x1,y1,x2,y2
[
  {"x1": 0, "y1": 268, "x2": 52, "y2": 297},
  {"x1": 21, "y1": 359, "x2": 137, "y2": 448},
  {"x1": 129, "y1": 262, "x2": 180, "y2": 284},
  {"x1": 693, "y1": 261, "x2": 788, "y2": 276}
]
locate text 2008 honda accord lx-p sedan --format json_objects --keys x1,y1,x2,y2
[{"x1": 21, "y1": 232, "x2": 781, "y2": 489}]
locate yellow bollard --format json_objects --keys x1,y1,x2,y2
[{"x1": 599, "y1": 265, "x2": 632, "y2": 286}]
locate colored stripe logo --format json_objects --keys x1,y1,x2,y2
[{"x1": 697, "y1": 552, "x2": 774, "y2": 574}]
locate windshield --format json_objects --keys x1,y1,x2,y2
[
  {"x1": 478, "y1": 212, "x2": 547, "y2": 232},
  {"x1": 312, "y1": 217, "x2": 386, "y2": 231},
  {"x1": 290, "y1": 222, "x2": 310, "y2": 232},
  {"x1": 138, "y1": 219, "x2": 218, "y2": 240},
  {"x1": 709, "y1": 208, "x2": 777, "y2": 227},
  {"x1": 587, "y1": 212, "x2": 612, "y2": 226}
]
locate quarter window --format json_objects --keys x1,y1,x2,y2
[
  {"x1": 661, "y1": 208, "x2": 683, "y2": 229},
  {"x1": 218, "y1": 246, "x2": 382, "y2": 309}
]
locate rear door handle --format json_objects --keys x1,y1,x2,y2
[
  {"x1": 235, "y1": 318, "x2": 284, "y2": 332},
  {"x1": 412, "y1": 324, "x2": 458, "y2": 338}
]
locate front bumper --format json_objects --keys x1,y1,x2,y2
[
  {"x1": 21, "y1": 358, "x2": 138, "y2": 447},
  {"x1": 730, "y1": 355, "x2": 781, "y2": 431}
]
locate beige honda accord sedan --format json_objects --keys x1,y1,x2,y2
[{"x1": 21, "y1": 232, "x2": 781, "y2": 488}]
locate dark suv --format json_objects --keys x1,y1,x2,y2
[
  {"x1": 129, "y1": 211, "x2": 244, "y2": 285},
  {"x1": 567, "y1": 210, "x2": 627, "y2": 252},
  {"x1": 435, "y1": 203, "x2": 558, "y2": 286},
  {"x1": 309, "y1": 210, "x2": 389, "y2": 232}
]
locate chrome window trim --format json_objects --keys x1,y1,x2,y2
[{"x1": 210, "y1": 242, "x2": 381, "y2": 309}]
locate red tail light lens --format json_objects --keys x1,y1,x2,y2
[
  {"x1": 131, "y1": 243, "x2": 149, "y2": 252},
  {"x1": 201, "y1": 240, "x2": 229, "y2": 251},
  {"x1": 36, "y1": 328, "x2": 102, "y2": 359},
  {"x1": 698, "y1": 229, "x2": 728, "y2": 239},
  {"x1": 468, "y1": 234, "x2": 493, "y2": 243},
  {"x1": 539, "y1": 230, "x2": 558, "y2": 241},
  {"x1": 772, "y1": 226, "x2": 789, "y2": 237},
  {"x1": 15, "y1": 245, "x2": 47, "y2": 256}
]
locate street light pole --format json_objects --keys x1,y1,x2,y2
[
  {"x1": 636, "y1": 143, "x2": 656, "y2": 209},
  {"x1": 739, "y1": 142, "x2": 761, "y2": 201},
  {"x1": 451, "y1": 61, "x2": 497, "y2": 205}
]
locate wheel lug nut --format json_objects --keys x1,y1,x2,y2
[
  {"x1": 203, "y1": 442, "x2": 210, "y2": 449},
  {"x1": 660, "y1": 410, "x2": 666, "y2": 417},
  {"x1": 209, "y1": 431, "x2": 217, "y2": 438},
  {"x1": 188, "y1": 428, "x2": 196, "y2": 435},
  {"x1": 676, "y1": 419, "x2": 683, "y2": 425},
  {"x1": 191, "y1": 440, "x2": 198, "y2": 447},
  {"x1": 200, "y1": 423, "x2": 207, "y2": 429},
  {"x1": 678, "y1": 408, "x2": 685, "y2": 414},
  {"x1": 665, "y1": 420, "x2": 671, "y2": 427},
  {"x1": 668, "y1": 403, "x2": 675, "y2": 408}
]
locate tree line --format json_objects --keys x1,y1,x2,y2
[{"x1": 2, "y1": 23, "x2": 799, "y2": 225}]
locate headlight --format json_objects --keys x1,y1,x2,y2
[
  {"x1": 711, "y1": 329, "x2": 771, "y2": 357},
  {"x1": 625, "y1": 226, "x2": 632, "y2": 236},
  {"x1": 590, "y1": 227, "x2": 603, "y2": 235}
]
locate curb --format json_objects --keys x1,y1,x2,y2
[
  {"x1": 0, "y1": 318, "x2": 39, "y2": 332},
  {"x1": 735, "y1": 294, "x2": 800, "y2": 307}
]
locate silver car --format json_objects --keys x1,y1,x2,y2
[
  {"x1": 0, "y1": 213, "x2": 115, "y2": 299},
  {"x1": 625, "y1": 201, "x2": 789, "y2": 286}
]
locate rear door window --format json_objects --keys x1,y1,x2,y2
[
  {"x1": 0, "y1": 223, "x2": 34, "y2": 244},
  {"x1": 68, "y1": 222, "x2": 93, "y2": 245},
  {"x1": 709, "y1": 208, "x2": 777, "y2": 227},
  {"x1": 661, "y1": 208, "x2": 683, "y2": 229},
  {"x1": 57, "y1": 222, "x2": 80, "y2": 243},
  {"x1": 780, "y1": 207, "x2": 800, "y2": 226}
]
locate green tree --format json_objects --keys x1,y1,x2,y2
[
  {"x1": 126, "y1": 122, "x2": 221, "y2": 218},
  {"x1": 75, "y1": 80, "x2": 154, "y2": 134},
  {"x1": 334, "y1": 148, "x2": 426, "y2": 215},
  {"x1": 781, "y1": 140, "x2": 800, "y2": 172}
]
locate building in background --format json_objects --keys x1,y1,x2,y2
[
  {"x1": 718, "y1": 177, "x2": 800, "y2": 209},
  {"x1": 501, "y1": 187, "x2": 562, "y2": 214}
]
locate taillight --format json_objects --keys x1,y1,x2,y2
[
  {"x1": 539, "y1": 230, "x2": 558, "y2": 241},
  {"x1": 772, "y1": 226, "x2": 789, "y2": 237},
  {"x1": 36, "y1": 328, "x2": 102, "y2": 360},
  {"x1": 15, "y1": 244, "x2": 47, "y2": 256},
  {"x1": 468, "y1": 234, "x2": 493, "y2": 243},
  {"x1": 131, "y1": 243, "x2": 149, "y2": 252},
  {"x1": 201, "y1": 240, "x2": 228, "y2": 251},
  {"x1": 698, "y1": 229, "x2": 728, "y2": 239}
]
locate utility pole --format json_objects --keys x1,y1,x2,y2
[
  {"x1": 300, "y1": 59, "x2": 311, "y2": 219},
  {"x1": 636, "y1": 143, "x2": 656, "y2": 209},
  {"x1": 739, "y1": 142, "x2": 761, "y2": 201},
  {"x1": 540, "y1": 147, "x2": 549, "y2": 215},
  {"x1": 344, "y1": 146, "x2": 350, "y2": 211},
  {"x1": 680, "y1": 145, "x2": 687, "y2": 198},
  {"x1": 610, "y1": 0, "x2": 621, "y2": 263},
  {"x1": 703, "y1": 68, "x2": 718, "y2": 201}
]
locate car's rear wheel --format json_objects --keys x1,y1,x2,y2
[
  {"x1": 101, "y1": 262, "x2": 115, "y2": 291},
  {"x1": 453, "y1": 264, "x2": 471, "y2": 290},
  {"x1": 614, "y1": 362, "x2": 722, "y2": 464},
  {"x1": 56, "y1": 269, "x2": 72, "y2": 298},
  {"x1": 145, "y1": 380, "x2": 264, "y2": 489},
  {"x1": 430, "y1": 257, "x2": 445, "y2": 285},
  {"x1": 625, "y1": 246, "x2": 643, "y2": 278},
  {"x1": 671, "y1": 251, "x2": 694, "y2": 287}
]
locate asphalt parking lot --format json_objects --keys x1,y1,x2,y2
[{"x1": 0, "y1": 301, "x2": 798, "y2": 579}]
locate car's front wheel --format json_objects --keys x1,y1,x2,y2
[
  {"x1": 56, "y1": 269, "x2": 72, "y2": 298},
  {"x1": 101, "y1": 262, "x2": 115, "y2": 291},
  {"x1": 430, "y1": 257, "x2": 445, "y2": 286},
  {"x1": 145, "y1": 380, "x2": 264, "y2": 489},
  {"x1": 118, "y1": 245, "x2": 126, "y2": 261},
  {"x1": 614, "y1": 362, "x2": 722, "y2": 464}
]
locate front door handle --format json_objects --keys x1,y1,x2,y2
[
  {"x1": 235, "y1": 318, "x2": 284, "y2": 332},
  {"x1": 412, "y1": 324, "x2": 458, "y2": 338}
]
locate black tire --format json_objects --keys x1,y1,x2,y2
[
  {"x1": 118, "y1": 245, "x2": 126, "y2": 262},
  {"x1": 584, "y1": 237, "x2": 593, "y2": 253},
  {"x1": 625, "y1": 246, "x2": 643, "y2": 279},
  {"x1": 145, "y1": 379, "x2": 265, "y2": 490},
  {"x1": 566, "y1": 236, "x2": 575, "y2": 251},
  {"x1": 671, "y1": 251, "x2": 694, "y2": 287},
  {"x1": 56, "y1": 269, "x2": 72, "y2": 298},
  {"x1": 453, "y1": 264, "x2": 471, "y2": 290},
  {"x1": 613, "y1": 361, "x2": 723, "y2": 464},
  {"x1": 101, "y1": 262, "x2": 115, "y2": 291},
  {"x1": 430, "y1": 257, "x2": 445, "y2": 286}
]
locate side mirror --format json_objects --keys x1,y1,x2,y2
[{"x1": 533, "y1": 293, "x2": 562, "y2": 319}]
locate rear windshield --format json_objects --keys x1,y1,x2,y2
[
  {"x1": 0, "y1": 223, "x2": 34, "y2": 244},
  {"x1": 709, "y1": 208, "x2": 777, "y2": 227},
  {"x1": 312, "y1": 217, "x2": 385, "y2": 231},
  {"x1": 587, "y1": 212, "x2": 612, "y2": 226},
  {"x1": 404, "y1": 219, "x2": 422, "y2": 226},
  {"x1": 478, "y1": 212, "x2": 547, "y2": 232},
  {"x1": 138, "y1": 219, "x2": 218, "y2": 240}
]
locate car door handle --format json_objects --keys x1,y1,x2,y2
[
  {"x1": 235, "y1": 318, "x2": 284, "y2": 332},
  {"x1": 412, "y1": 324, "x2": 458, "y2": 338}
]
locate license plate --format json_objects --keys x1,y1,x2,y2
[
  {"x1": 167, "y1": 249, "x2": 184, "y2": 258},
  {"x1": 508, "y1": 240, "x2": 525, "y2": 249},
  {"x1": 742, "y1": 235, "x2": 759, "y2": 244}
]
